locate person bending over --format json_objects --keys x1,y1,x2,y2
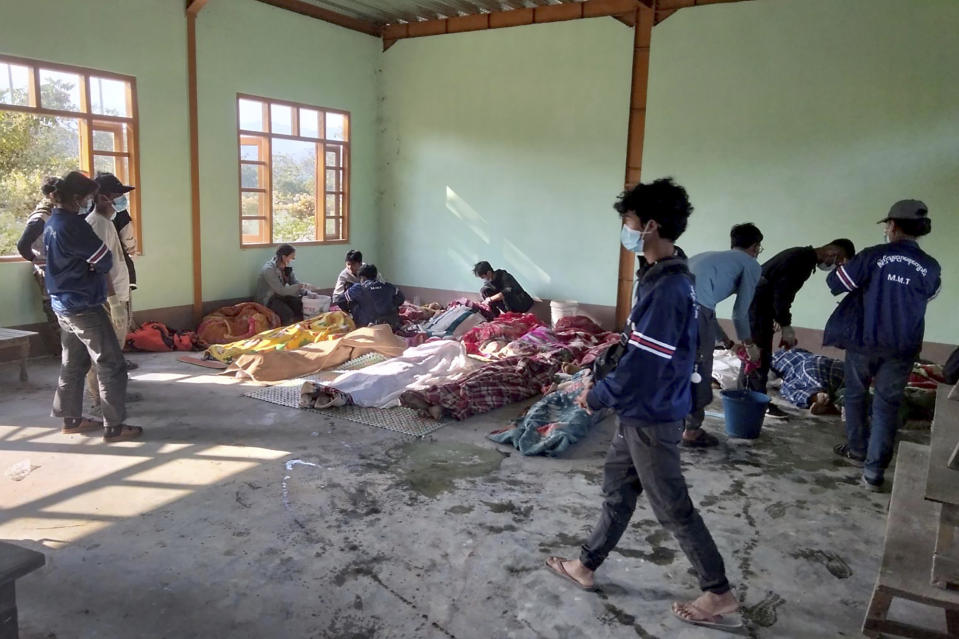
[
  {"x1": 336, "y1": 264, "x2": 405, "y2": 330},
  {"x1": 44, "y1": 171, "x2": 141, "y2": 443},
  {"x1": 682, "y1": 223, "x2": 764, "y2": 447},
  {"x1": 546, "y1": 178, "x2": 740, "y2": 631},
  {"x1": 742, "y1": 237, "x2": 856, "y2": 417},
  {"x1": 257, "y1": 244, "x2": 312, "y2": 325},
  {"x1": 472, "y1": 261, "x2": 534, "y2": 317},
  {"x1": 827, "y1": 200, "x2": 940, "y2": 491}
]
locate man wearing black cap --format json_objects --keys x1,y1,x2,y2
[
  {"x1": 93, "y1": 173, "x2": 138, "y2": 369},
  {"x1": 826, "y1": 200, "x2": 941, "y2": 491}
]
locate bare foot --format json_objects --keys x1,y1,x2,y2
[
  {"x1": 672, "y1": 590, "x2": 740, "y2": 622},
  {"x1": 545, "y1": 556, "x2": 595, "y2": 589}
]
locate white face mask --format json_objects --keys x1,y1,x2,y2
[
  {"x1": 620, "y1": 221, "x2": 653, "y2": 253},
  {"x1": 818, "y1": 263, "x2": 835, "y2": 272},
  {"x1": 112, "y1": 195, "x2": 129, "y2": 212}
]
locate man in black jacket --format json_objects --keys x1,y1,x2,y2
[
  {"x1": 742, "y1": 239, "x2": 856, "y2": 417},
  {"x1": 473, "y1": 261, "x2": 534, "y2": 317}
]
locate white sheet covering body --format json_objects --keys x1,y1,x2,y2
[{"x1": 324, "y1": 339, "x2": 480, "y2": 408}]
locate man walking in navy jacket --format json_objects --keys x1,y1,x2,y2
[
  {"x1": 827, "y1": 200, "x2": 941, "y2": 491},
  {"x1": 545, "y1": 178, "x2": 739, "y2": 630}
]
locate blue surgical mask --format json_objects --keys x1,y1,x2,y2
[
  {"x1": 620, "y1": 225, "x2": 644, "y2": 253},
  {"x1": 112, "y1": 195, "x2": 129, "y2": 212}
]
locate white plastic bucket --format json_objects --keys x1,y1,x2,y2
[
  {"x1": 302, "y1": 294, "x2": 331, "y2": 318},
  {"x1": 550, "y1": 300, "x2": 579, "y2": 327}
]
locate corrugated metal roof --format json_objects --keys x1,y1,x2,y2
[{"x1": 298, "y1": 0, "x2": 585, "y2": 25}]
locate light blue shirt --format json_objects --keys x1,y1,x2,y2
[{"x1": 687, "y1": 249, "x2": 761, "y2": 341}]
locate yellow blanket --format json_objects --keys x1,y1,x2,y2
[{"x1": 205, "y1": 311, "x2": 355, "y2": 363}]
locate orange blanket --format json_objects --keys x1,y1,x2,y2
[
  {"x1": 231, "y1": 325, "x2": 407, "y2": 382},
  {"x1": 197, "y1": 302, "x2": 281, "y2": 346}
]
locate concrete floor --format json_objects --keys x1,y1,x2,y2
[{"x1": 0, "y1": 353, "x2": 943, "y2": 639}]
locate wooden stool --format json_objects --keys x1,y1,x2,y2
[
  {"x1": 0, "y1": 329, "x2": 38, "y2": 383},
  {"x1": 862, "y1": 442, "x2": 959, "y2": 638},
  {"x1": 0, "y1": 541, "x2": 45, "y2": 639}
]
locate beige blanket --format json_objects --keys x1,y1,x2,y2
[{"x1": 231, "y1": 325, "x2": 407, "y2": 382}]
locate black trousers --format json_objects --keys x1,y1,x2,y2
[
  {"x1": 579, "y1": 419, "x2": 730, "y2": 594},
  {"x1": 268, "y1": 295, "x2": 304, "y2": 326}
]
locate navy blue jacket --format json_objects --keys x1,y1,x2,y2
[
  {"x1": 43, "y1": 208, "x2": 114, "y2": 315},
  {"x1": 824, "y1": 240, "x2": 940, "y2": 357},
  {"x1": 587, "y1": 257, "x2": 698, "y2": 423},
  {"x1": 340, "y1": 280, "x2": 406, "y2": 329}
]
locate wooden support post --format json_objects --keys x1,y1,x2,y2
[
  {"x1": 614, "y1": 4, "x2": 654, "y2": 328},
  {"x1": 186, "y1": 2, "x2": 204, "y2": 324}
]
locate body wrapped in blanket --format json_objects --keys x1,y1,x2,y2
[{"x1": 488, "y1": 370, "x2": 606, "y2": 456}]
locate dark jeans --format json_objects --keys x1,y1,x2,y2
[
  {"x1": 686, "y1": 305, "x2": 716, "y2": 431},
  {"x1": 579, "y1": 419, "x2": 730, "y2": 594},
  {"x1": 33, "y1": 264, "x2": 61, "y2": 354},
  {"x1": 740, "y1": 310, "x2": 773, "y2": 393},
  {"x1": 53, "y1": 307, "x2": 127, "y2": 429},
  {"x1": 268, "y1": 295, "x2": 303, "y2": 325},
  {"x1": 843, "y1": 350, "x2": 914, "y2": 483}
]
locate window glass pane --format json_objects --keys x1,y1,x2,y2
[
  {"x1": 326, "y1": 112, "x2": 346, "y2": 141},
  {"x1": 240, "y1": 163, "x2": 264, "y2": 189},
  {"x1": 325, "y1": 169, "x2": 340, "y2": 192},
  {"x1": 0, "y1": 113, "x2": 80, "y2": 256},
  {"x1": 238, "y1": 98, "x2": 265, "y2": 131},
  {"x1": 242, "y1": 191, "x2": 267, "y2": 217},
  {"x1": 271, "y1": 138, "x2": 316, "y2": 243},
  {"x1": 325, "y1": 193, "x2": 336, "y2": 215},
  {"x1": 325, "y1": 217, "x2": 342, "y2": 240},
  {"x1": 240, "y1": 141, "x2": 262, "y2": 161},
  {"x1": 0, "y1": 63, "x2": 31, "y2": 106},
  {"x1": 39, "y1": 69, "x2": 83, "y2": 111},
  {"x1": 112, "y1": 156, "x2": 131, "y2": 185},
  {"x1": 299, "y1": 108, "x2": 319, "y2": 138},
  {"x1": 94, "y1": 155, "x2": 116, "y2": 175},
  {"x1": 90, "y1": 76, "x2": 129, "y2": 116},
  {"x1": 270, "y1": 104, "x2": 293, "y2": 136},
  {"x1": 325, "y1": 148, "x2": 339, "y2": 168},
  {"x1": 93, "y1": 130, "x2": 115, "y2": 152},
  {"x1": 242, "y1": 219, "x2": 264, "y2": 238}
]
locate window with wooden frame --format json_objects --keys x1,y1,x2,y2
[
  {"x1": 237, "y1": 94, "x2": 350, "y2": 247},
  {"x1": 0, "y1": 54, "x2": 140, "y2": 260}
]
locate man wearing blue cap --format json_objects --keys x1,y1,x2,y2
[{"x1": 826, "y1": 199, "x2": 941, "y2": 491}]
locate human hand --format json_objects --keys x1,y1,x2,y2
[
  {"x1": 780, "y1": 325, "x2": 798, "y2": 349},
  {"x1": 576, "y1": 388, "x2": 593, "y2": 415}
]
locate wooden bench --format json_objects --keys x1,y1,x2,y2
[
  {"x1": 0, "y1": 329, "x2": 38, "y2": 383},
  {"x1": 0, "y1": 541, "x2": 45, "y2": 639},
  {"x1": 862, "y1": 441, "x2": 959, "y2": 638},
  {"x1": 926, "y1": 386, "x2": 959, "y2": 589}
]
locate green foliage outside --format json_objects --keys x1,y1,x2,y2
[
  {"x1": 271, "y1": 151, "x2": 317, "y2": 243},
  {"x1": 0, "y1": 81, "x2": 80, "y2": 256}
]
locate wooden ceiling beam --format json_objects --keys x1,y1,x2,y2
[
  {"x1": 253, "y1": 0, "x2": 382, "y2": 36},
  {"x1": 383, "y1": 0, "x2": 641, "y2": 49}
]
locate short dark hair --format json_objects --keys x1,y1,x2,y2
[
  {"x1": 473, "y1": 261, "x2": 493, "y2": 277},
  {"x1": 276, "y1": 244, "x2": 296, "y2": 258},
  {"x1": 346, "y1": 249, "x2": 363, "y2": 264},
  {"x1": 730, "y1": 223, "x2": 763, "y2": 250},
  {"x1": 892, "y1": 218, "x2": 932, "y2": 238},
  {"x1": 358, "y1": 263, "x2": 377, "y2": 280},
  {"x1": 613, "y1": 178, "x2": 693, "y2": 241},
  {"x1": 828, "y1": 238, "x2": 856, "y2": 259},
  {"x1": 41, "y1": 176, "x2": 58, "y2": 197}
]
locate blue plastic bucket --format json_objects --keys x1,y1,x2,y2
[{"x1": 720, "y1": 390, "x2": 770, "y2": 439}]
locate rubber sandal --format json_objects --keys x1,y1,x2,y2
[
  {"x1": 62, "y1": 418, "x2": 104, "y2": 434},
  {"x1": 682, "y1": 431, "x2": 720, "y2": 448},
  {"x1": 103, "y1": 425, "x2": 143, "y2": 443},
  {"x1": 545, "y1": 557, "x2": 598, "y2": 592},
  {"x1": 672, "y1": 601, "x2": 743, "y2": 630}
]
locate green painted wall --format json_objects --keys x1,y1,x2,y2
[
  {"x1": 378, "y1": 19, "x2": 633, "y2": 306},
  {"x1": 196, "y1": 0, "x2": 380, "y2": 302},
  {"x1": 0, "y1": 0, "x2": 192, "y2": 327},
  {"x1": 642, "y1": 0, "x2": 959, "y2": 343}
]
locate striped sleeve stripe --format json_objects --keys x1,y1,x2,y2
[
  {"x1": 629, "y1": 331, "x2": 676, "y2": 359},
  {"x1": 836, "y1": 265, "x2": 857, "y2": 292},
  {"x1": 88, "y1": 243, "x2": 109, "y2": 264},
  {"x1": 628, "y1": 339, "x2": 673, "y2": 360}
]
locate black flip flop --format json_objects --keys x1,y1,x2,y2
[{"x1": 545, "y1": 557, "x2": 598, "y2": 592}]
